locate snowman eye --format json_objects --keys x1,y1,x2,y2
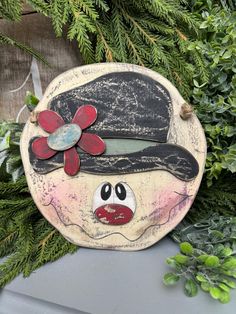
[
  {"x1": 93, "y1": 182, "x2": 114, "y2": 213},
  {"x1": 113, "y1": 182, "x2": 136, "y2": 213},
  {"x1": 101, "y1": 183, "x2": 112, "y2": 201},
  {"x1": 115, "y1": 183, "x2": 126, "y2": 200}
]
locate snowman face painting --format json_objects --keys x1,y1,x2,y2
[{"x1": 21, "y1": 64, "x2": 206, "y2": 251}]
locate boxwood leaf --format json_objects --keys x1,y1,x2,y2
[
  {"x1": 205, "y1": 255, "x2": 220, "y2": 267},
  {"x1": 184, "y1": 279, "x2": 198, "y2": 297},
  {"x1": 209, "y1": 287, "x2": 221, "y2": 299},
  {"x1": 174, "y1": 254, "x2": 189, "y2": 265},
  {"x1": 219, "y1": 291, "x2": 231, "y2": 304},
  {"x1": 201, "y1": 282, "x2": 211, "y2": 292},
  {"x1": 180, "y1": 242, "x2": 193, "y2": 255},
  {"x1": 163, "y1": 273, "x2": 180, "y2": 286}
]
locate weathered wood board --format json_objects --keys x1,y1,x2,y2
[
  {"x1": 20, "y1": 63, "x2": 207, "y2": 251},
  {"x1": 0, "y1": 12, "x2": 82, "y2": 122}
]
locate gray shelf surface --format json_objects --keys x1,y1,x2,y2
[{"x1": 0, "y1": 237, "x2": 235, "y2": 314}]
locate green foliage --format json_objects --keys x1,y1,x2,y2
[
  {"x1": 184, "y1": 279, "x2": 198, "y2": 297},
  {"x1": 189, "y1": 10, "x2": 236, "y2": 186},
  {"x1": 0, "y1": 0, "x2": 208, "y2": 98},
  {"x1": 0, "y1": 122, "x2": 24, "y2": 182},
  {"x1": 0, "y1": 176, "x2": 78, "y2": 287},
  {"x1": 0, "y1": 33, "x2": 49, "y2": 65},
  {"x1": 0, "y1": 0, "x2": 22, "y2": 21},
  {"x1": 0, "y1": 93, "x2": 39, "y2": 182},
  {"x1": 184, "y1": 174, "x2": 236, "y2": 222},
  {"x1": 93, "y1": 0, "x2": 207, "y2": 98},
  {"x1": 163, "y1": 272, "x2": 180, "y2": 286},
  {"x1": 25, "y1": 91, "x2": 40, "y2": 111},
  {"x1": 180, "y1": 242, "x2": 193, "y2": 255},
  {"x1": 164, "y1": 216, "x2": 236, "y2": 303},
  {"x1": 164, "y1": 175, "x2": 236, "y2": 302},
  {"x1": 190, "y1": 0, "x2": 236, "y2": 12},
  {"x1": 0, "y1": 120, "x2": 78, "y2": 287}
]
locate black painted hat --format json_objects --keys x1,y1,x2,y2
[{"x1": 29, "y1": 72, "x2": 199, "y2": 181}]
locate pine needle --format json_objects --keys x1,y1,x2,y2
[
  {"x1": 0, "y1": 33, "x2": 49, "y2": 66},
  {"x1": 0, "y1": 176, "x2": 78, "y2": 288}
]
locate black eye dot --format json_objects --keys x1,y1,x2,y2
[
  {"x1": 115, "y1": 183, "x2": 126, "y2": 201},
  {"x1": 101, "y1": 183, "x2": 112, "y2": 201}
]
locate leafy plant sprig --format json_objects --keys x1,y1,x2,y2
[
  {"x1": 190, "y1": 9, "x2": 236, "y2": 186},
  {"x1": 0, "y1": 122, "x2": 24, "y2": 182},
  {"x1": 0, "y1": 92, "x2": 39, "y2": 182},
  {"x1": 163, "y1": 216, "x2": 236, "y2": 303}
]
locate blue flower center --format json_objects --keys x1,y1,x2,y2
[{"x1": 47, "y1": 124, "x2": 82, "y2": 151}]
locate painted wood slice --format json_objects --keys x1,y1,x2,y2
[{"x1": 20, "y1": 63, "x2": 207, "y2": 251}]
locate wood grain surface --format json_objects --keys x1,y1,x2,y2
[{"x1": 0, "y1": 12, "x2": 82, "y2": 122}]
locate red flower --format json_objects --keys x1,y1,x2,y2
[{"x1": 31, "y1": 105, "x2": 106, "y2": 176}]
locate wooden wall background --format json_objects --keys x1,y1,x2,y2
[{"x1": 0, "y1": 5, "x2": 83, "y2": 122}]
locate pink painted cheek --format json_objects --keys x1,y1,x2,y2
[
  {"x1": 149, "y1": 183, "x2": 188, "y2": 224},
  {"x1": 45, "y1": 181, "x2": 90, "y2": 226}
]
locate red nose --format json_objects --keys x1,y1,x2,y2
[{"x1": 95, "y1": 204, "x2": 133, "y2": 225}]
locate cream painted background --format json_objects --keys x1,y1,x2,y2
[{"x1": 21, "y1": 63, "x2": 206, "y2": 251}]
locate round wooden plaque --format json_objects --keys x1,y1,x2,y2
[{"x1": 20, "y1": 63, "x2": 206, "y2": 251}]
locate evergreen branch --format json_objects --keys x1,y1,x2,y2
[
  {"x1": 143, "y1": 0, "x2": 175, "y2": 26},
  {"x1": 120, "y1": 8, "x2": 156, "y2": 45},
  {"x1": 76, "y1": 0, "x2": 98, "y2": 20},
  {"x1": 0, "y1": 33, "x2": 49, "y2": 66},
  {"x1": 0, "y1": 177, "x2": 79, "y2": 288},
  {"x1": 0, "y1": 0, "x2": 22, "y2": 21},
  {"x1": 0, "y1": 0, "x2": 208, "y2": 99},
  {"x1": 139, "y1": 16, "x2": 174, "y2": 35},
  {"x1": 26, "y1": 0, "x2": 50, "y2": 15},
  {"x1": 190, "y1": 48, "x2": 209, "y2": 83},
  {"x1": 124, "y1": 32, "x2": 144, "y2": 66},
  {"x1": 68, "y1": 15, "x2": 95, "y2": 63},
  {"x1": 0, "y1": 231, "x2": 18, "y2": 258},
  {"x1": 173, "y1": 10, "x2": 199, "y2": 35},
  {"x1": 94, "y1": 0, "x2": 109, "y2": 11},
  {"x1": 175, "y1": 28, "x2": 188, "y2": 41},
  {"x1": 111, "y1": 6, "x2": 127, "y2": 62},
  {"x1": 50, "y1": 0, "x2": 65, "y2": 36},
  {"x1": 95, "y1": 21, "x2": 114, "y2": 62}
]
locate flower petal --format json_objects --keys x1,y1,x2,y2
[
  {"x1": 64, "y1": 147, "x2": 80, "y2": 176},
  {"x1": 72, "y1": 105, "x2": 97, "y2": 130},
  {"x1": 78, "y1": 133, "x2": 106, "y2": 155},
  {"x1": 32, "y1": 137, "x2": 57, "y2": 159},
  {"x1": 38, "y1": 110, "x2": 65, "y2": 133}
]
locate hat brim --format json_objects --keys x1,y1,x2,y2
[{"x1": 29, "y1": 139, "x2": 199, "y2": 181}]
